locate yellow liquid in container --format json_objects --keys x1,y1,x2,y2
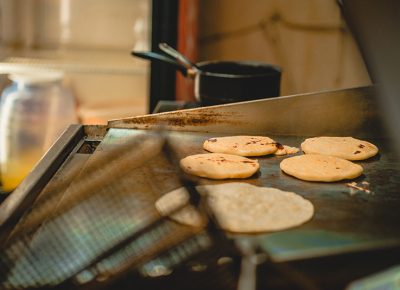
[
  {"x1": 0, "y1": 151, "x2": 42, "y2": 192},
  {"x1": 0, "y1": 72, "x2": 78, "y2": 193}
]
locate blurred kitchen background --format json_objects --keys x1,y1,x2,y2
[
  {"x1": 0, "y1": 0, "x2": 371, "y2": 192},
  {"x1": 0, "y1": 0, "x2": 151, "y2": 124},
  {"x1": 0, "y1": 0, "x2": 371, "y2": 123}
]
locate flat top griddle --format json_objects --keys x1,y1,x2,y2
[
  {"x1": 104, "y1": 127, "x2": 400, "y2": 262},
  {"x1": 1, "y1": 86, "x2": 399, "y2": 289}
]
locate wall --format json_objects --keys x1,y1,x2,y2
[
  {"x1": 0, "y1": 0, "x2": 151, "y2": 124},
  {"x1": 198, "y1": 0, "x2": 371, "y2": 96}
]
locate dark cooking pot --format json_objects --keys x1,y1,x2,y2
[
  {"x1": 194, "y1": 61, "x2": 281, "y2": 105},
  {"x1": 132, "y1": 51, "x2": 281, "y2": 106}
]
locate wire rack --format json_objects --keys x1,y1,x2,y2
[{"x1": 0, "y1": 131, "x2": 240, "y2": 290}]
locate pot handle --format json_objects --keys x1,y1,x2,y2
[{"x1": 131, "y1": 51, "x2": 189, "y2": 77}]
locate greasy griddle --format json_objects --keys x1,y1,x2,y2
[
  {"x1": 104, "y1": 86, "x2": 399, "y2": 262},
  {"x1": 104, "y1": 127, "x2": 400, "y2": 262},
  {"x1": 1, "y1": 86, "x2": 399, "y2": 288}
]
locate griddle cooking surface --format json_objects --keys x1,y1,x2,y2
[{"x1": 105, "y1": 128, "x2": 400, "y2": 262}]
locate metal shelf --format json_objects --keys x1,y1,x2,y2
[{"x1": 0, "y1": 48, "x2": 148, "y2": 75}]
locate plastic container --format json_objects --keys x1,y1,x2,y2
[{"x1": 0, "y1": 71, "x2": 77, "y2": 192}]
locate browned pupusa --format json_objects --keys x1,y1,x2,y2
[
  {"x1": 203, "y1": 135, "x2": 278, "y2": 156},
  {"x1": 180, "y1": 153, "x2": 259, "y2": 179},
  {"x1": 301, "y1": 137, "x2": 378, "y2": 160},
  {"x1": 280, "y1": 154, "x2": 363, "y2": 182}
]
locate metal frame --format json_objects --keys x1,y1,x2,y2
[{"x1": 0, "y1": 125, "x2": 84, "y2": 243}]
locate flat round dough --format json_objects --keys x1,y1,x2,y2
[
  {"x1": 199, "y1": 183, "x2": 314, "y2": 233},
  {"x1": 180, "y1": 153, "x2": 259, "y2": 179},
  {"x1": 301, "y1": 136, "x2": 378, "y2": 160},
  {"x1": 155, "y1": 187, "x2": 205, "y2": 227},
  {"x1": 155, "y1": 183, "x2": 314, "y2": 233},
  {"x1": 203, "y1": 136, "x2": 278, "y2": 156},
  {"x1": 280, "y1": 154, "x2": 363, "y2": 182}
]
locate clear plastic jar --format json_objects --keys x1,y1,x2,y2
[{"x1": 0, "y1": 71, "x2": 77, "y2": 192}]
